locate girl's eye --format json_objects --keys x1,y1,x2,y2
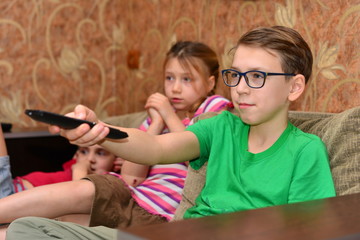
[
  {"x1": 165, "y1": 75, "x2": 174, "y2": 81},
  {"x1": 183, "y1": 77, "x2": 192, "y2": 82}
]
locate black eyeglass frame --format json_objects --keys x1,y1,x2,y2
[{"x1": 221, "y1": 69, "x2": 296, "y2": 89}]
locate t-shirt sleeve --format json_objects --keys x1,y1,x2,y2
[
  {"x1": 186, "y1": 117, "x2": 214, "y2": 170},
  {"x1": 288, "y1": 137, "x2": 336, "y2": 203}
]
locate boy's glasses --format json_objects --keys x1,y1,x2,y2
[{"x1": 221, "y1": 69, "x2": 295, "y2": 89}]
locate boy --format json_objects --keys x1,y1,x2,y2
[{"x1": 5, "y1": 26, "x2": 335, "y2": 239}]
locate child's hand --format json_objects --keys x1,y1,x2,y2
[
  {"x1": 148, "y1": 107, "x2": 164, "y2": 125},
  {"x1": 48, "y1": 105, "x2": 109, "y2": 146},
  {"x1": 147, "y1": 108, "x2": 165, "y2": 134},
  {"x1": 72, "y1": 158, "x2": 90, "y2": 180},
  {"x1": 112, "y1": 157, "x2": 125, "y2": 173},
  {"x1": 145, "y1": 93, "x2": 175, "y2": 121}
]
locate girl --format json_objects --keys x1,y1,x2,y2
[{"x1": 0, "y1": 41, "x2": 231, "y2": 232}]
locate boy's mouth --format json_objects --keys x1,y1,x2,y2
[{"x1": 238, "y1": 103, "x2": 254, "y2": 109}]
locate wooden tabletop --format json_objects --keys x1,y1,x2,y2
[{"x1": 122, "y1": 192, "x2": 360, "y2": 240}]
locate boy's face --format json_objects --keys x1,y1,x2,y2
[
  {"x1": 76, "y1": 145, "x2": 116, "y2": 174},
  {"x1": 230, "y1": 45, "x2": 294, "y2": 126},
  {"x1": 164, "y1": 57, "x2": 213, "y2": 112}
]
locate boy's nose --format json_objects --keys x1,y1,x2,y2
[
  {"x1": 87, "y1": 153, "x2": 96, "y2": 163},
  {"x1": 235, "y1": 76, "x2": 250, "y2": 94}
]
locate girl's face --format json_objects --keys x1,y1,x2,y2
[
  {"x1": 164, "y1": 57, "x2": 214, "y2": 113},
  {"x1": 76, "y1": 145, "x2": 116, "y2": 174}
]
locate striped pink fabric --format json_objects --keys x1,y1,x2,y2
[{"x1": 125, "y1": 95, "x2": 230, "y2": 220}]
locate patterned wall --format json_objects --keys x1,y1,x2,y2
[{"x1": 0, "y1": 0, "x2": 359, "y2": 128}]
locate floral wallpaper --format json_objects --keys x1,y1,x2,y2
[{"x1": 0, "y1": 0, "x2": 359, "y2": 128}]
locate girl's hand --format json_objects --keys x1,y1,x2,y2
[
  {"x1": 145, "y1": 93, "x2": 175, "y2": 121},
  {"x1": 48, "y1": 105, "x2": 109, "y2": 146},
  {"x1": 147, "y1": 108, "x2": 165, "y2": 135}
]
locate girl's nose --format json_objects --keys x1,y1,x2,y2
[{"x1": 172, "y1": 79, "x2": 182, "y2": 93}]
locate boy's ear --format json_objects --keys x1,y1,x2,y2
[
  {"x1": 207, "y1": 75, "x2": 216, "y2": 93},
  {"x1": 288, "y1": 74, "x2": 305, "y2": 102}
]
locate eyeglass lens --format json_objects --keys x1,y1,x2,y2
[{"x1": 223, "y1": 70, "x2": 265, "y2": 88}]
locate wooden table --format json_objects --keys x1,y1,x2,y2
[
  {"x1": 4, "y1": 127, "x2": 77, "y2": 177},
  {"x1": 121, "y1": 193, "x2": 360, "y2": 240}
]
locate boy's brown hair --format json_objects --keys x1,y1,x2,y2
[{"x1": 233, "y1": 26, "x2": 313, "y2": 83}]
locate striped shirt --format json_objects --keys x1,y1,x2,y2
[{"x1": 115, "y1": 95, "x2": 231, "y2": 220}]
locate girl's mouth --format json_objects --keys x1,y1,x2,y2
[{"x1": 171, "y1": 98, "x2": 183, "y2": 103}]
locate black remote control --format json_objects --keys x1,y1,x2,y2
[{"x1": 25, "y1": 109, "x2": 128, "y2": 139}]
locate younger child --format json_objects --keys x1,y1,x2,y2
[
  {"x1": 4, "y1": 25, "x2": 335, "y2": 239},
  {"x1": 0, "y1": 124, "x2": 122, "y2": 199},
  {"x1": 0, "y1": 41, "x2": 230, "y2": 231}
]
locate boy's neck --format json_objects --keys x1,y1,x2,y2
[{"x1": 247, "y1": 113, "x2": 288, "y2": 154}]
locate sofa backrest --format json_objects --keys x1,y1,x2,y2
[{"x1": 172, "y1": 106, "x2": 360, "y2": 221}]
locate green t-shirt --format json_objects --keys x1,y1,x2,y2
[{"x1": 184, "y1": 111, "x2": 336, "y2": 219}]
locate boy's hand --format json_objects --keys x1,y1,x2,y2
[{"x1": 48, "y1": 104, "x2": 109, "y2": 146}]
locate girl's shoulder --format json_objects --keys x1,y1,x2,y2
[{"x1": 195, "y1": 95, "x2": 231, "y2": 115}]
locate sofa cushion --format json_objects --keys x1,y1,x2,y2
[
  {"x1": 172, "y1": 106, "x2": 360, "y2": 221},
  {"x1": 288, "y1": 107, "x2": 360, "y2": 196},
  {"x1": 104, "y1": 111, "x2": 147, "y2": 129}
]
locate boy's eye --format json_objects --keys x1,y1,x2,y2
[
  {"x1": 96, "y1": 150, "x2": 108, "y2": 156},
  {"x1": 77, "y1": 148, "x2": 88, "y2": 155},
  {"x1": 183, "y1": 77, "x2": 192, "y2": 82},
  {"x1": 248, "y1": 72, "x2": 264, "y2": 79},
  {"x1": 231, "y1": 73, "x2": 240, "y2": 78}
]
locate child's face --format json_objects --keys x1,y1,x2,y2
[
  {"x1": 230, "y1": 45, "x2": 294, "y2": 126},
  {"x1": 164, "y1": 57, "x2": 213, "y2": 112},
  {"x1": 76, "y1": 145, "x2": 115, "y2": 174}
]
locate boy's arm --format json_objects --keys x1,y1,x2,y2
[
  {"x1": 50, "y1": 105, "x2": 200, "y2": 166},
  {"x1": 104, "y1": 127, "x2": 199, "y2": 165}
]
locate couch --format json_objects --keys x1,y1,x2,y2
[{"x1": 105, "y1": 106, "x2": 360, "y2": 221}]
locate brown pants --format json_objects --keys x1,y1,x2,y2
[{"x1": 84, "y1": 174, "x2": 167, "y2": 228}]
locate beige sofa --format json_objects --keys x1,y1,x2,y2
[{"x1": 105, "y1": 106, "x2": 360, "y2": 220}]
